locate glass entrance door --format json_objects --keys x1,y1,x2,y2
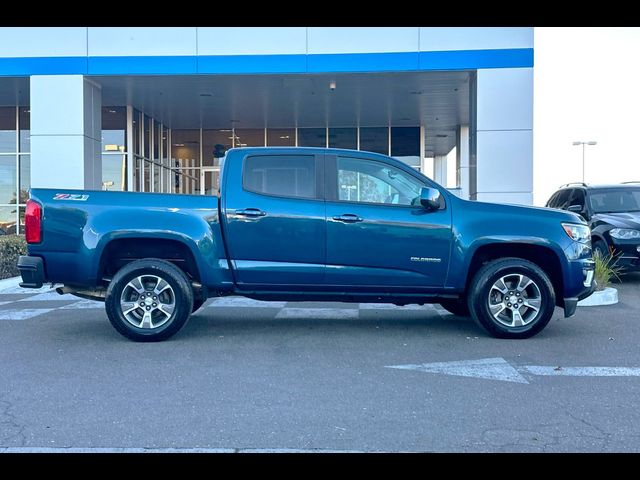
[{"x1": 201, "y1": 167, "x2": 220, "y2": 195}]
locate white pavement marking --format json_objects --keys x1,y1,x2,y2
[
  {"x1": 18, "y1": 291, "x2": 75, "y2": 302},
  {"x1": 208, "y1": 297, "x2": 287, "y2": 308},
  {"x1": 386, "y1": 357, "x2": 529, "y2": 384},
  {"x1": 359, "y1": 303, "x2": 431, "y2": 310},
  {"x1": 0, "y1": 302, "x2": 12, "y2": 307},
  {"x1": 387, "y1": 357, "x2": 640, "y2": 384},
  {"x1": 59, "y1": 299, "x2": 104, "y2": 309},
  {"x1": 521, "y1": 366, "x2": 640, "y2": 377},
  {"x1": 0, "y1": 284, "x2": 53, "y2": 295},
  {"x1": 276, "y1": 308, "x2": 359, "y2": 320},
  {"x1": 0, "y1": 447, "x2": 367, "y2": 453},
  {"x1": 0, "y1": 308, "x2": 56, "y2": 321}
]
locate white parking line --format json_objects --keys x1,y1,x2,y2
[
  {"x1": 208, "y1": 297, "x2": 287, "y2": 308},
  {"x1": 59, "y1": 299, "x2": 104, "y2": 309},
  {"x1": 0, "y1": 308, "x2": 56, "y2": 321},
  {"x1": 359, "y1": 303, "x2": 432, "y2": 310},
  {"x1": 0, "y1": 447, "x2": 367, "y2": 453},
  {"x1": 276, "y1": 308, "x2": 359, "y2": 319},
  {"x1": 18, "y1": 291, "x2": 76, "y2": 302}
]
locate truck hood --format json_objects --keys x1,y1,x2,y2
[
  {"x1": 465, "y1": 199, "x2": 586, "y2": 225},
  {"x1": 591, "y1": 211, "x2": 640, "y2": 229}
]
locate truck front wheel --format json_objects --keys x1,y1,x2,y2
[
  {"x1": 105, "y1": 258, "x2": 194, "y2": 342},
  {"x1": 467, "y1": 257, "x2": 555, "y2": 339}
]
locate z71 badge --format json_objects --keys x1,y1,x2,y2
[{"x1": 53, "y1": 193, "x2": 89, "y2": 201}]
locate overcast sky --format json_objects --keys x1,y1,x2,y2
[{"x1": 534, "y1": 27, "x2": 640, "y2": 205}]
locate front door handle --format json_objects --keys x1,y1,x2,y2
[
  {"x1": 332, "y1": 213, "x2": 363, "y2": 223},
  {"x1": 236, "y1": 208, "x2": 267, "y2": 217}
]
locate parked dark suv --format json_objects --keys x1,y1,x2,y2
[{"x1": 546, "y1": 182, "x2": 640, "y2": 271}]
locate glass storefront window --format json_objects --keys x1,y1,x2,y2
[
  {"x1": 0, "y1": 205, "x2": 17, "y2": 235},
  {"x1": 298, "y1": 128, "x2": 326, "y2": 147},
  {"x1": 391, "y1": 127, "x2": 420, "y2": 169},
  {"x1": 329, "y1": 128, "x2": 357, "y2": 149},
  {"x1": 0, "y1": 155, "x2": 17, "y2": 204},
  {"x1": 234, "y1": 129, "x2": 264, "y2": 147},
  {"x1": 19, "y1": 107, "x2": 30, "y2": 153},
  {"x1": 359, "y1": 127, "x2": 388, "y2": 155},
  {"x1": 143, "y1": 115, "x2": 151, "y2": 159},
  {"x1": 18, "y1": 154, "x2": 29, "y2": 203},
  {"x1": 266, "y1": 128, "x2": 295, "y2": 147},
  {"x1": 102, "y1": 107, "x2": 127, "y2": 153},
  {"x1": 202, "y1": 129, "x2": 232, "y2": 166},
  {"x1": 133, "y1": 110, "x2": 140, "y2": 156},
  {"x1": 102, "y1": 154, "x2": 126, "y2": 191},
  {"x1": 153, "y1": 120, "x2": 161, "y2": 161},
  {"x1": 0, "y1": 107, "x2": 16, "y2": 153}
]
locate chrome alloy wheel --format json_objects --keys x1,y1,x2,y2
[
  {"x1": 487, "y1": 273, "x2": 542, "y2": 328},
  {"x1": 119, "y1": 275, "x2": 176, "y2": 329}
]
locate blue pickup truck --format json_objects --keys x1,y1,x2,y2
[{"x1": 18, "y1": 147, "x2": 595, "y2": 341}]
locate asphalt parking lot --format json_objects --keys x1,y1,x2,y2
[{"x1": 1, "y1": 273, "x2": 639, "y2": 453}]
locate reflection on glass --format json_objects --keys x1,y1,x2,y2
[
  {"x1": 0, "y1": 155, "x2": 17, "y2": 204},
  {"x1": 359, "y1": 127, "x2": 388, "y2": 155},
  {"x1": 267, "y1": 128, "x2": 295, "y2": 147},
  {"x1": 0, "y1": 205, "x2": 17, "y2": 235},
  {"x1": 234, "y1": 129, "x2": 264, "y2": 147},
  {"x1": 329, "y1": 128, "x2": 356, "y2": 149},
  {"x1": 0, "y1": 107, "x2": 16, "y2": 153},
  {"x1": 102, "y1": 154, "x2": 126, "y2": 191},
  {"x1": 19, "y1": 154, "x2": 29, "y2": 202},
  {"x1": 298, "y1": 128, "x2": 326, "y2": 147},
  {"x1": 19, "y1": 107, "x2": 29, "y2": 153}
]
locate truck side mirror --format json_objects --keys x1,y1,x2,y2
[{"x1": 420, "y1": 187, "x2": 441, "y2": 211}]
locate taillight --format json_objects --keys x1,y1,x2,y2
[{"x1": 25, "y1": 199, "x2": 42, "y2": 244}]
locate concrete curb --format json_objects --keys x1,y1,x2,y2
[
  {"x1": 0, "y1": 276, "x2": 21, "y2": 292},
  {"x1": 578, "y1": 287, "x2": 619, "y2": 307}
]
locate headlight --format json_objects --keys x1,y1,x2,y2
[
  {"x1": 562, "y1": 223, "x2": 591, "y2": 243},
  {"x1": 610, "y1": 228, "x2": 640, "y2": 240}
]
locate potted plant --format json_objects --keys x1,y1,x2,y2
[{"x1": 578, "y1": 250, "x2": 622, "y2": 306}]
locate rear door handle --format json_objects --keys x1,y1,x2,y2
[
  {"x1": 332, "y1": 213, "x2": 363, "y2": 223},
  {"x1": 236, "y1": 208, "x2": 267, "y2": 217}
]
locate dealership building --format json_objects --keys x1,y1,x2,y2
[{"x1": 0, "y1": 27, "x2": 533, "y2": 234}]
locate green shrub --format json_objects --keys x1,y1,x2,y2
[
  {"x1": 0, "y1": 235, "x2": 27, "y2": 280},
  {"x1": 593, "y1": 250, "x2": 622, "y2": 291}
]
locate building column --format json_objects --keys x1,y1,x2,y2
[
  {"x1": 475, "y1": 67, "x2": 533, "y2": 205},
  {"x1": 30, "y1": 75, "x2": 102, "y2": 190},
  {"x1": 434, "y1": 155, "x2": 447, "y2": 186},
  {"x1": 457, "y1": 125, "x2": 470, "y2": 199}
]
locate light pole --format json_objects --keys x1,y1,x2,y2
[{"x1": 572, "y1": 141, "x2": 597, "y2": 183}]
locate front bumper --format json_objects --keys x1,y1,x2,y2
[
  {"x1": 17, "y1": 255, "x2": 45, "y2": 288},
  {"x1": 563, "y1": 257, "x2": 596, "y2": 318},
  {"x1": 611, "y1": 242, "x2": 640, "y2": 271}
]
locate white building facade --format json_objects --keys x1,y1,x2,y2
[{"x1": 0, "y1": 27, "x2": 533, "y2": 234}]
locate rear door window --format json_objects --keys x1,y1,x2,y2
[{"x1": 243, "y1": 155, "x2": 316, "y2": 199}]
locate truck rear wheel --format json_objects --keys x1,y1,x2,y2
[
  {"x1": 105, "y1": 258, "x2": 194, "y2": 342},
  {"x1": 467, "y1": 257, "x2": 555, "y2": 339}
]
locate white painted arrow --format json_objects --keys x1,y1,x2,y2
[{"x1": 386, "y1": 357, "x2": 640, "y2": 384}]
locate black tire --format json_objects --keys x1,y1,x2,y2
[
  {"x1": 439, "y1": 298, "x2": 470, "y2": 317},
  {"x1": 191, "y1": 297, "x2": 206, "y2": 313},
  {"x1": 593, "y1": 240, "x2": 608, "y2": 259},
  {"x1": 105, "y1": 258, "x2": 194, "y2": 342},
  {"x1": 467, "y1": 257, "x2": 555, "y2": 339}
]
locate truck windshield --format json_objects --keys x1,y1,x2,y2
[{"x1": 589, "y1": 188, "x2": 640, "y2": 213}]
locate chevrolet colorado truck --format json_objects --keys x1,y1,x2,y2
[{"x1": 17, "y1": 147, "x2": 595, "y2": 341}]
